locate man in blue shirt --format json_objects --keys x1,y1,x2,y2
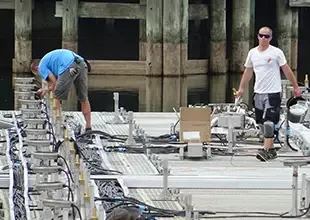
[{"x1": 30, "y1": 49, "x2": 92, "y2": 131}]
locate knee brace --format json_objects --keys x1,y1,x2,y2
[
  {"x1": 263, "y1": 121, "x2": 274, "y2": 138},
  {"x1": 265, "y1": 107, "x2": 280, "y2": 124}
]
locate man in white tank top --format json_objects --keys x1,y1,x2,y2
[{"x1": 236, "y1": 27, "x2": 301, "y2": 161}]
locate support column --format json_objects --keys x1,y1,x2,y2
[
  {"x1": 163, "y1": 0, "x2": 182, "y2": 76},
  {"x1": 210, "y1": 0, "x2": 226, "y2": 74},
  {"x1": 276, "y1": 0, "x2": 292, "y2": 67},
  {"x1": 231, "y1": 0, "x2": 251, "y2": 104},
  {"x1": 291, "y1": 7, "x2": 298, "y2": 77},
  {"x1": 139, "y1": 0, "x2": 146, "y2": 61},
  {"x1": 209, "y1": 0, "x2": 227, "y2": 103},
  {"x1": 249, "y1": 0, "x2": 255, "y2": 48},
  {"x1": 139, "y1": 89, "x2": 146, "y2": 112},
  {"x1": 146, "y1": 0, "x2": 163, "y2": 76},
  {"x1": 208, "y1": 75, "x2": 227, "y2": 103},
  {"x1": 145, "y1": 77, "x2": 162, "y2": 112},
  {"x1": 13, "y1": 0, "x2": 32, "y2": 74},
  {"x1": 162, "y1": 77, "x2": 187, "y2": 112},
  {"x1": 62, "y1": 0, "x2": 78, "y2": 111},
  {"x1": 62, "y1": 0, "x2": 78, "y2": 51}
]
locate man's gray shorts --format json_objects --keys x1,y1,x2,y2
[
  {"x1": 253, "y1": 92, "x2": 281, "y2": 124},
  {"x1": 54, "y1": 61, "x2": 88, "y2": 101}
]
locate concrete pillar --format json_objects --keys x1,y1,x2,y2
[
  {"x1": 139, "y1": 0, "x2": 146, "y2": 61},
  {"x1": 291, "y1": 7, "x2": 298, "y2": 77},
  {"x1": 209, "y1": 0, "x2": 227, "y2": 103},
  {"x1": 162, "y1": 77, "x2": 187, "y2": 112},
  {"x1": 13, "y1": 0, "x2": 32, "y2": 74},
  {"x1": 210, "y1": 0, "x2": 226, "y2": 74},
  {"x1": 139, "y1": 89, "x2": 146, "y2": 112},
  {"x1": 231, "y1": 0, "x2": 251, "y2": 104},
  {"x1": 163, "y1": 0, "x2": 185, "y2": 76},
  {"x1": 62, "y1": 0, "x2": 78, "y2": 111},
  {"x1": 276, "y1": 0, "x2": 292, "y2": 67},
  {"x1": 145, "y1": 77, "x2": 162, "y2": 112},
  {"x1": 208, "y1": 74, "x2": 227, "y2": 103},
  {"x1": 146, "y1": 0, "x2": 163, "y2": 76}
]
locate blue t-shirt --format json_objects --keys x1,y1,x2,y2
[{"x1": 38, "y1": 49, "x2": 84, "y2": 81}]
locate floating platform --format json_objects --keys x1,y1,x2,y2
[
  {"x1": 0, "y1": 110, "x2": 308, "y2": 219},
  {"x1": 61, "y1": 111, "x2": 309, "y2": 219}
]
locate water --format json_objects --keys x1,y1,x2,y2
[
  {"x1": 83, "y1": 73, "x2": 243, "y2": 112},
  {"x1": 3, "y1": 68, "x2": 247, "y2": 112}
]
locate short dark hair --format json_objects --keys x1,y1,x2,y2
[{"x1": 30, "y1": 59, "x2": 41, "y2": 71}]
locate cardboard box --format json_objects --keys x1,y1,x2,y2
[{"x1": 179, "y1": 107, "x2": 211, "y2": 143}]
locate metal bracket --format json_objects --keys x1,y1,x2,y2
[
  {"x1": 41, "y1": 198, "x2": 75, "y2": 209},
  {"x1": 107, "y1": 92, "x2": 124, "y2": 124},
  {"x1": 158, "y1": 159, "x2": 172, "y2": 200},
  {"x1": 14, "y1": 77, "x2": 36, "y2": 84},
  {"x1": 25, "y1": 139, "x2": 51, "y2": 147},
  {"x1": 31, "y1": 166, "x2": 61, "y2": 174},
  {"x1": 35, "y1": 182, "x2": 64, "y2": 191},
  {"x1": 283, "y1": 159, "x2": 309, "y2": 216},
  {"x1": 125, "y1": 111, "x2": 136, "y2": 145},
  {"x1": 32, "y1": 151, "x2": 59, "y2": 160}
]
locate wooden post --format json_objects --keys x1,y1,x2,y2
[
  {"x1": 208, "y1": 75, "x2": 227, "y2": 103},
  {"x1": 231, "y1": 0, "x2": 251, "y2": 104},
  {"x1": 62, "y1": 0, "x2": 78, "y2": 51},
  {"x1": 249, "y1": 0, "x2": 255, "y2": 48},
  {"x1": 13, "y1": 0, "x2": 32, "y2": 74},
  {"x1": 145, "y1": 77, "x2": 162, "y2": 112},
  {"x1": 209, "y1": 0, "x2": 227, "y2": 103},
  {"x1": 276, "y1": 0, "x2": 292, "y2": 67},
  {"x1": 210, "y1": 0, "x2": 226, "y2": 74},
  {"x1": 291, "y1": 7, "x2": 298, "y2": 77},
  {"x1": 139, "y1": 0, "x2": 146, "y2": 61},
  {"x1": 162, "y1": 77, "x2": 187, "y2": 112},
  {"x1": 163, "y1": 0, "x2": 182, "y2": 76},
  {"x1": 146, "y1": 0, "x2": 163, "y2": 76},
  {"x1": 62, "y1": 0, "x2": 78, "y2": 111}
]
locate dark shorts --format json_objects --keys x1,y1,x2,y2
[
  {"x1": 253, "y1": 92, "x2": 281, "y2": 124},
  {"x1": 54, "y1": 60, "x2": 88, "y2": 101}
]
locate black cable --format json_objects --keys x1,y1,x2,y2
[
  {"x1": 59, "y1": 168, "x2": 72, "y2": 199},
  {"x1": 71, "y1": 204, "x2": 83, "y2": 220},
  {"x1": 63, "y1": 184, "x2": 74, "y2": 201},
  {"x1": 70, "y1": 138, "x2": 123, "y2": 175},
  {"x1": 57, "y1": 155, "x2": 75, "y2": 183}
]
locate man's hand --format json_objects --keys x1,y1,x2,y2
[
  {"x1": 236, "y1": 88, "x2": 243, "y2": 98},
  {"x1": 36, "y1": 88, "x2": 49, "y2": 97},
  {"x1": 293, "y1": 86, "x2": 301, "y2": 97}
]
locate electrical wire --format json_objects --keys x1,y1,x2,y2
[
  {"x1": 95, "y1": 195, "x2": 310, "y2": 219},
  {"x1": 6, "y1": 129, "x2": 16, "y2": 220},
  {"x1": 12, "y1": 112, "x2": 31, "y2": 220}
]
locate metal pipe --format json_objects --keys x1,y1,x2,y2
[
  {"x1": 291, "y1": 166, "x2": 298, "y2": 216},
  {"x1": 125, "y1": 111, "x2": 136, "y2": 145},
  {"x1": 300, "y1": 173, "x2": 306, "y2": 209}
]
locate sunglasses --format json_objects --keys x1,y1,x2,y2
[{"x1": 258, "y1": 33, "x2": 271, "y2": 39}]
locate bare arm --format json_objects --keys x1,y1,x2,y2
[
  {"x1": 238, "y1": 67, "x2": 254, "y2": 90},
  {"x1": 281, "y1": 64, "x2": 298, "y2": 88},
  {"x1": 47, "y1": 73, "x2": 57, "y2": 92}
]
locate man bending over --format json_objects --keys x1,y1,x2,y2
[{"x1": 30, "y1": 49, "x2": 92, "y2": 131}]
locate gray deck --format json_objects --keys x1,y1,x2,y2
[
  {"x1": 0, "y1": 110, "x2": 309, "y2": 219},
  {"x1": 64, "y1": 111, "x2": 310, "y2": 219}
]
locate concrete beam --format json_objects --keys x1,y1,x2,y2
[
  {"x1": 0, "y1": 0, "x2": 14, "y2": 9},
  {"x1": 289, "y1": 0, "x2": 310, "y2": 7},
  {"x1": 55, "y1": 1, "x2": 209, "y2": 20},
  {"x1": 88, "y1": 60, "x2": 146, "y2": 75},
  {"x1": 86, "y1": 59, "x2": 209, "y2": 76}
]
